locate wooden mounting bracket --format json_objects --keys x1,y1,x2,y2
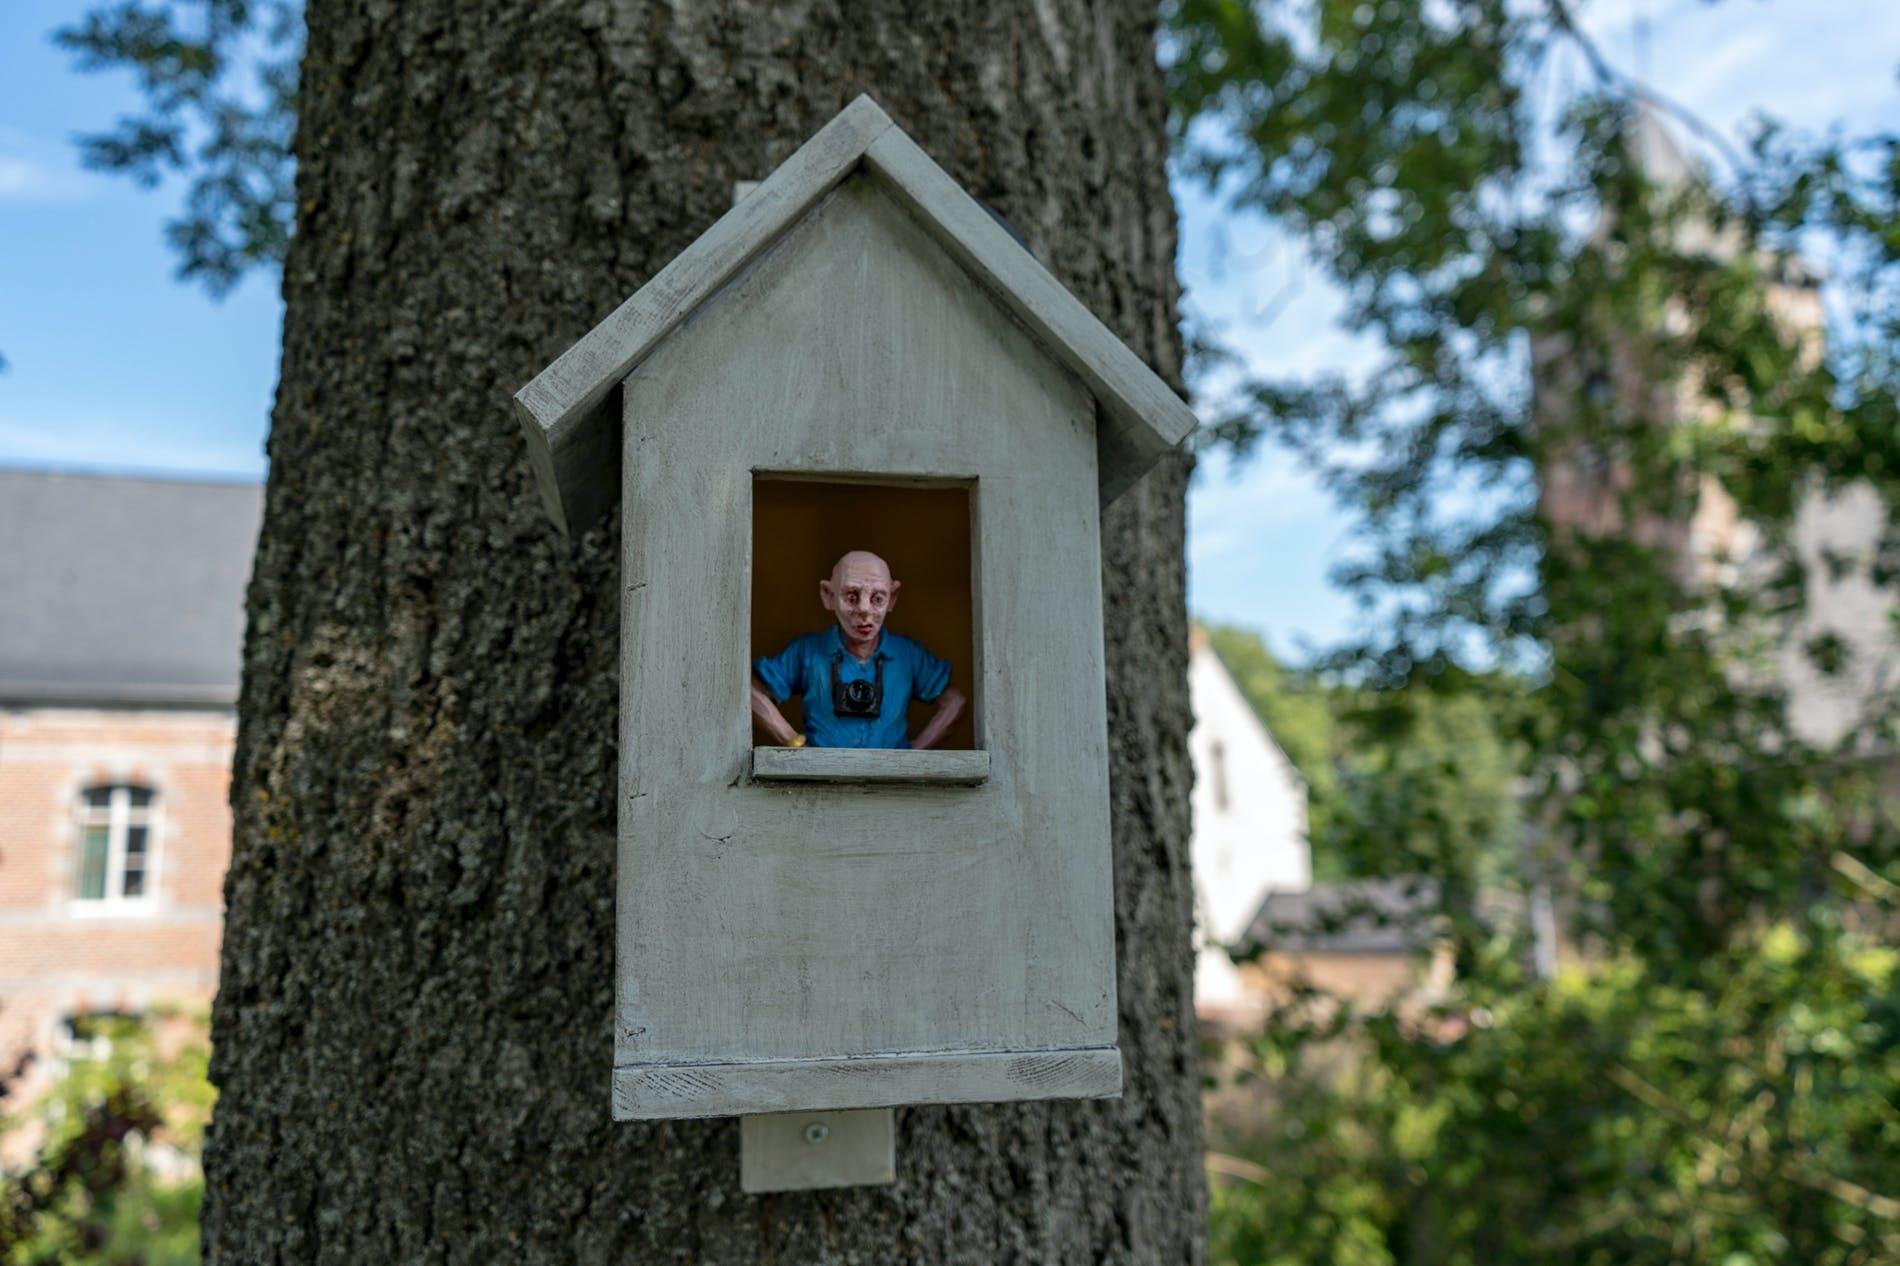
[{"x1": 739, "y1": 1109, "x2": 896, "y2": 1193}]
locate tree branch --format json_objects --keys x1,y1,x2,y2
[{"x1": 1544, "y1": 0, "x2": 1755, "y2": 182}]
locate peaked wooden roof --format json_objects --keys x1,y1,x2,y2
[{"x1": 514, "y1": 95, "x2": 1197, "y2": 536}]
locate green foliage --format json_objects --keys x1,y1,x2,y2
[
  {"x1": 1324, "y1": 675, "x2": 1522, "y2": 899},
  {"x1": 55, "y1": 0, "x2": 300, "y2": 293},
  {"x1": 0, "y1": 1011, "x2": 211, "y2": 1265},
  {"x1": 1204, "y1": 624, "x2": 1341, "y2": 809},
  {"x1": 1173, "y1": 0, "x2": 1900, "y2": 1260},
  {"x1": 1210, "y1": 915, "x2": 1900, "y2": 1265},
  {"x1": 1205, "y1": 623, "x2": 1521, "y2": 890}
]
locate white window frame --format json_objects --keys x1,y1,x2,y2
[{"x1": 70, "y1": 782, "x2": 160, "y2": 915}]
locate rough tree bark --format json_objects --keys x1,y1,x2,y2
[{"x1": 203, "y1": 2, "x2": 1201, "y2": 1261}]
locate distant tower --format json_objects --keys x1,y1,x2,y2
[{"x1": 1531, "y1": 109, "x2": 1895, "y2": 746}]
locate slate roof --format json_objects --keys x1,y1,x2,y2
[
  {"x1": 1244, "y1": 878, "x2": 1443, "y2": 954},
  {"x1": 0, "y1": 468, "x2": 260, "y2": 707},
  {"x1": 1245, "y1": 878, "x2": 1528, "y2": 954}
]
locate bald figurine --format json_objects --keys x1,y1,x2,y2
[{"x1": 751, "y1": 550, "x2": 967, "y2": 750}]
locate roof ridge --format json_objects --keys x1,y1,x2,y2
[{"x1": 513, "y1": 94, "x2": 1193, "y2": 537}]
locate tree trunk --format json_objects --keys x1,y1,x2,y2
[{"x1": 203, "y1": 2, "x2": 1201, "y2": 1261}]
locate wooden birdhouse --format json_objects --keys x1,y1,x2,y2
[{"x1": 515, "y1": 96, "x2": 1192, "y2": 1178}]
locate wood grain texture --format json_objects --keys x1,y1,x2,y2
[
  {"x1": 859, "y1": 129, "x2": 1199, "y2": 504},
  {"x1": 617, "y1": 176, "x2": 1118, "y2": 1110},
  {"x1": 751, "y1": 747, "x2": 992, "y2": 784},
  {"x1": 619, "y1": 1048, "x2": 1123, "y2": 1119}
]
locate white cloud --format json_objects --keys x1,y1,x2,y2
[
  {"x1": 0, "y1": 122, "x2": 105, "y2": 202},
  {"x1": 0, "y1": 149, "x2": 98, "y2": 202},
  {"x1": 0, "y1": 154, "x2": 51, "y2": 197},
  {"x1": 1572, "y1": 0, "x2": 1900, "y2": 138},
  {"x1": 0, "y1": 152, "x2": 82, "y2": 201},
  {"x1": 0, "y1": 411, "x2": 264, "y2": 479},
  {"x1": 1190, "y1": 449, "x2": 1335, "y2": 550}
]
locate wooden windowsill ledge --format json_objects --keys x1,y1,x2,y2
[{"x1": 751, "y1": 746, "x2": 990, "y2": 785}]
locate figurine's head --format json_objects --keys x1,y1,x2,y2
[{"x1": 820, "y1": 550, "x2": 900, "y2": 655}]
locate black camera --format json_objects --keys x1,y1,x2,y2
[{"x1": 830, "y1": 652, "x2": 886, "y2": 718}]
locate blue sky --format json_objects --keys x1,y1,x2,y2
[
  {"x1": 1177, "y1": 0, "x2": 1900, "y2": 656},
  {"x1": 0, "y1": 0, "x2": 282, "y2": 478},
  {"x1": 4, "y1": 0, "x2": 1899, "y2": 658}
]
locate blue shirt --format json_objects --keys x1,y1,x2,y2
[{"x1": 754, "y1": 627, "x2": 953, "y2": 749}]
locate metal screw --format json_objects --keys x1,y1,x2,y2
[{"x1": 803, "y1": 1122, "x2": 830, "y2": 1145}]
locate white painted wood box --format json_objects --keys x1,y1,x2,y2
[{"x1": 516, "y1": 96, "x2": 1194, "y2": 1122}]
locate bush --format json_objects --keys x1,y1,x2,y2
[{"x1": 0, "y1": 1010, "x2": 211, "y2": 1265}]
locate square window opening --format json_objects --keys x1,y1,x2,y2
[{"x1": 750, "y1": 476, "x2": 980, "y2": 760}]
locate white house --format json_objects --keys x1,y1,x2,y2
[{"x1": 1186, "y1": 629, "x2": 1312, "y2": 1021}]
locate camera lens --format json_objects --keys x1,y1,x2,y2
[{"x1": 830, "y1": 655, "x2": 885, "y2": 718}]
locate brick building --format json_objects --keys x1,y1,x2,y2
[{"x1": 0, "y1": 468, "x2": 258, "y2": 1097}]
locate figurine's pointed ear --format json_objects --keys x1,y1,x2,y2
[
  {"x1": 887, "y1": 579, "x2": 902, "y2": 610},
  {"x1": 818, "y1": 578, "x2": 837, "y2": 611}
]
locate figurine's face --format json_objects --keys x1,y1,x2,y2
[{"x1": 819, "y1": 551, "x2": 901, "y2": 652}]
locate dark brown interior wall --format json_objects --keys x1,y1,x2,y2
[{"x1": 750, "y1": 477, "x2": 977, "y2": 750}]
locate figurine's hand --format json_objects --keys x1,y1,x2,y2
[
  {"x1": 749, "y1": 674, "x2": 802, "y2": 746},
  {"x1": 908, "y1": 687, "x2": 966, "y2": 751}
]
